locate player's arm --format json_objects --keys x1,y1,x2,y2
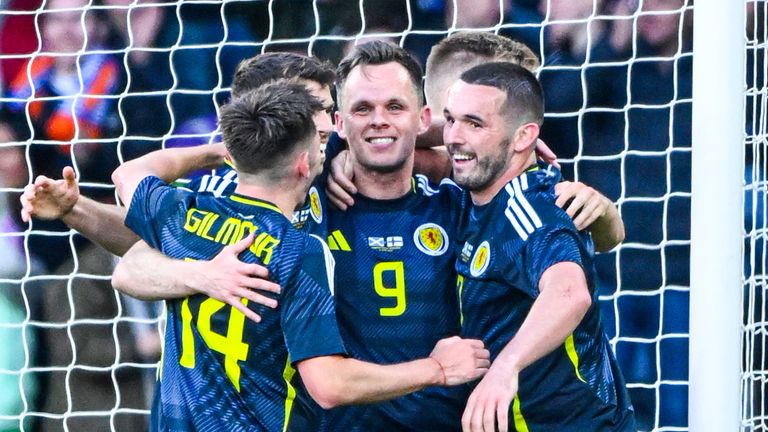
[
  {"x1": 112, "y1": 143, "x2": 227, "y2": 205},
  {"x1": 290, "y1": 236, "x2": 488, "y2": 408},
  {"x1": 111, "y1": 234, "x2": 280, "y2": 323},
  {"x1": 461, "y1": 262, "x2": 591, "y2": 432},
  {"x1": 20, "y1": 166, "x2": 139, "y2": 256},
  {"x1": 555, "y1": 181, "x2": 625, "y2": 252},
  {"x1": 298, "y1": 336, "x2": 490, "y2": 409}
]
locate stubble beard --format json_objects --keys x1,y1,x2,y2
[{"x1": 454, "y1": 138, "x2": 512, "y2": 192}]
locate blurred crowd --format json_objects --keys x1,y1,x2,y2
[{"x1": 0, "y1": 0, "x2": 764, "y2": 430}]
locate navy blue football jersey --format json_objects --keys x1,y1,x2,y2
[
  {"x1": 316, "y1": 175, "x2": 470, "y2": 432},
  {"x1": 125, "y1": 176, "x2": 346, "y2": 432},
  {"x1": 456, "y1": 165, "x2": 635, "y2": 431},
  {"x1": 183, "y1": 149, "x2": 472, "y2": 429}
]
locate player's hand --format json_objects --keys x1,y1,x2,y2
[
  {"x1": 555, "y1": 181, "x2": 612, "y2": 231},
  {"x1": 20, "y1": 166, "x2": 80, "y2": 223},
  {"x1": 188, "y1": 233, "x2": 282, "y2": 323},
  {"x1": 461, "y1": 364, "x2": 519, "y2": 432},
  {"x1": 326, "y1": 149, "x2": 357, "y2": 211},
  {"x1": 430, "y1": 336, "x2": 490, "y2": 386},
  {"x1": 534, "y1": 139, "x2": 559, "y2": 168}
]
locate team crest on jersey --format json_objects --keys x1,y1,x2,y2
[
  {"x1": 308, "y1": 187, "x2": 323, "y2": 223},
  {"x1": 470, "y1": 241, "x2": 491, "y2": 277},
  {"x1": 413, "y1": 223, "x2": 449, "y2": 256}
]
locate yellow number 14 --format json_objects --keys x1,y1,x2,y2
[{"x1": 179, "y1": 297, "x2": 250, "y2": 391}]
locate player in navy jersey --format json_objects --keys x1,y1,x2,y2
[
  {"x1": 442, "y1": 62, "x2": 635, "y2": 431},
  {"x1": 105, "y1": 41, "x2": 625, "y2": 432},
  {"x1": 173, "y1": 41, "x2": 480, "y2": 431},
  {"x1": 18, "y1": 52, "x2": 339, "y2": 323},
  {"x1": 110, "y1": 81, "x2": 490, "y2": 431},
  {"x1": 21, "y1": 37, "x2": 626, "y2": 431}
]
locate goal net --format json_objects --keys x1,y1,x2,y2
[
  {"x1": 0, "y1": 0, "x2": 753, "y2": 431},
  {"x1": 743, "y1": 0, "x2": 767, "y2": 429}
]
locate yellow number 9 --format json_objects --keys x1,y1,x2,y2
[{"x1": 373, "y1": 261, "x2": 406, "y2": 316}]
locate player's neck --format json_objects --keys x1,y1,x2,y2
[
  {"x1": 470, "y1": 152, "x2": 537, "y2": 206},
  {"x1": 233, "y1": 182, "x2": 303, "y2": 220},
  {"x1": 353, "y1": 163, "x2": 413, "y2": 200}
]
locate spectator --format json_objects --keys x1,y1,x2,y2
[
  {"x1": 537, "y1": 0, "x2": 627, "y2": 181},
  {"x1": 2, "y1": 0, "x2": 122, "y2": 182},
  {"x1": 99, "y1": 1, "x2": 258, "y2": 156},
  {"x1": 0, "y1": 0, "x2": 123, "y2": 271},
  {"x1": 312, "y1": 0, "x2": 410, "y2": 64},
  {"x1": 161, "y1": 2, "x2": 257, "y2": 138},
  {"x1": 0, "y1": 0, "x2": 41, "y2": 90},
  {"x1": 445, "y1": 0, "x2": 543, "y2": 56},
  {"x1": 101, "y1": 0, "x2": 172, "y2": 159}
]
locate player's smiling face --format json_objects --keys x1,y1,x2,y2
[
  {"x1": 335, "y1": 62, "x2": 430, "y2": 174},
  {"x1": 443, "y1": 80, "x2": 515, "y2": 192}
]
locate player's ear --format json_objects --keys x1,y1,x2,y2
[
  {"x1": 513, "y1": 122, "x2": 540, "y2": 153},
  {"x1": 417, "y1": 104, "x2": 432, "y2": 135},
  {"x1": 296, "y1": 151, "x2": 311, "y2": 179},
  {"x1": 334, "y1": 111, "x2": 347, "y2": 140}
]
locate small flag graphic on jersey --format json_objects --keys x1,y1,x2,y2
[
  {"x1": 368, "y1": 236, "x2": 403, "y2": 251},
  {"x1": 460, "y1": 243, "x2": 473, "y2": 262},
  {"x1": 470, "y1": 241, "x2": 491, "y2": 277},
  {"x1": 368, "y1": 237, "x2": 385, "y2": 247},
  {"x1": 414, "y1": 223, "x2": 449, "y2": 256}
]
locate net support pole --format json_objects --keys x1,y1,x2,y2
[{"x1": 688, "y1": 2, "x2": 745, "y2": 429}]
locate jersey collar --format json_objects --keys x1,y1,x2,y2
[{"x1": 228, "y1": 193, "x2": 282, "y2": 214}]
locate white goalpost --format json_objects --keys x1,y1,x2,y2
[
  {"x1": 0, "y1": 1, "x2": 763, "y2": 431},
  {"x1": 688, "y1": 1, "x2": 744, "y2": 431}
]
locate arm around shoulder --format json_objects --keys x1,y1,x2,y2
[
  {"x1": 112, "y1": 143, "x2": 228, "y2": 205},
  {"x1": 554, "y1": 181, "x2": 625, "y2": 252},
  {"x1": 112, "y1": 235, "x2": 281, "y2": 322}
]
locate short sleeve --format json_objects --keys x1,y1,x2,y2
[
  {"x1": 124, "y1": 175, "x2": 184, "y2": 249},
  {"x1": 523, "y1": 226, "x2": 585, "y2": 297},
  {"x1": 281, "y1": 234, "x2": 346, "y2": 363}
]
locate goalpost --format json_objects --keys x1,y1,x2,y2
[
  {"x1": 0, "y1": 1, "x2": 761, "y2": 431},
  {"x1": 689, "y1": 1, "x2": 744, "y2": 431}
]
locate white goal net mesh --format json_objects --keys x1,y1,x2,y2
[
  {"x1": 743, "y1": 0, "x2": 767, "y2": 430},
  {"x1": 0, "y1": 0, "x2": 754, "y2": 431}
]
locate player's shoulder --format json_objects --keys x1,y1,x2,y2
[
  {"x1": 177, "y1": 163, "x2": 239, "y2": 197},
  {"x1": 292, "y1": 184, "x2": 326, "y2": 230},
  {"x1": 413, "y1": 174, "x2": 467, "y2": 211},
  {"x1": 497, "y1": 166, "x2": 575, "y2": 241},
  {"x1": 136, "y1": 175, "x2": 195, "y2": 204},
  {"x1": 414, "y1": 174, "x2": 462, "y2": 196}
]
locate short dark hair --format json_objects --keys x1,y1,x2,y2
[
  {"x1": 335, "y1": 40, "x2": 424, "y2": 107},
  {"x1": 460, "y1": 62, "x2": 544, "y2": 128},
  {"x1": 231, "y1": 52, "x2": 336, "y2": 98},
  {"x1": 220, "y1": 81, "x2": 323, "y2": 177}
]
